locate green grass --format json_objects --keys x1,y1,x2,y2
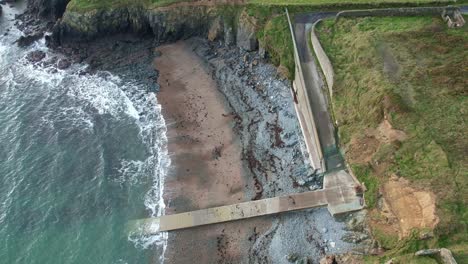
[
  {"x1": 67, "y1": 0, "x2": 185, "y2": 11},
  {"x1": 257, "y1": 13, "x2": 295, "y2": 79},
  {"x1": 248, "y1": 0, "x2": 455, "y2": 5},
  {"x1": 352, "y1": 164, "x2": 380, "y2": 208},
  {"x1": 317, "y1": 15, "x2": 467, "y2": 260},
  {"x1": 66, "y1": 0, "x2": 462, "y2": 12}
]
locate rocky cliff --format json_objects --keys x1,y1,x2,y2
[
  {"x1": 24, "y1": 0, "x2": 70, "y2": 19},
  {"x1": 51, "y1": 3, "x2": 259, "y2": 52}
]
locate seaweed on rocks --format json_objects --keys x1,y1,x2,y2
[
  {"x1": 189, "y1": 37, "x2": 318, "y2": 201},
  {"x1": 189, "y1": 37, "x2": 370, "y2": 261}
]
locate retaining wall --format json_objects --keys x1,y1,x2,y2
[
  {"x1": 311, "y1": 19, "x2": 334, "y2": 100},
  {"x1": 286, "y1": 9, "x2": 325, "y2": 173}
]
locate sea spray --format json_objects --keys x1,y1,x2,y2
[{"x1": 0, "y1": 4, "x2": 169, "y2": 263}]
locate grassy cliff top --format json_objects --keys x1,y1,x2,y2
[
  {"x1": 66, "y1": 0, "x2": 461, "y2": 12},
  {"x1": 66, "y1": 0, "x2": 181, "y2": 12},
  {"x1": 317, "y1": 15, "x2": 467, "y2": 262}
]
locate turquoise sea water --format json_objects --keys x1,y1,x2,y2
[{"x1": 0, "y1": 3, "x2": 168, "y2": 263}]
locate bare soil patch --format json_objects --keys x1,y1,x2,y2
[{"x1": 381, "y1": 175, "x2": 439, "y2": 238}]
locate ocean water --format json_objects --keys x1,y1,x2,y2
[{"x1": 0, "y1": 3, "x2": 169, "y2": 264}]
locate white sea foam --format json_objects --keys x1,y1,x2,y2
[
  {"x1": 121, "y1": 84, "x2": 170, "y2": 262},
  {"x1": 2, "y1": 29, "x2": 170, "y2": 261}
]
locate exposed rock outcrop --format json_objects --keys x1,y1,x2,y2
[
  {"x1": 415, "y1": 248, "x2": 457, "y2": 264},
  {"x1": 207, "y1": 16, "x2": 223, "y2": 41},
  {"x1": 26, "y1": 50, "x2": 46, "y2": 62},
  {"x1": 53, "y1": 6, "x2": 219, "y2": 44},
  {"x1": 24, "y1": 0, "x2": 70, "y2": 19},
  {"x1": 51, "y1": 4, "x2": 259, "y2": 53},
  {"x1": 16, "y1": 32, "x2": 43, "y2": 47},
  {"x1": 236, "y1": 9, "x2": 258, "y2": 51}
]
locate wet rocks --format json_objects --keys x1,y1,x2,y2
[
  {"x1": 26, "y1": 50, "x2": 46, "y2": 62},
  {"x1": 16, "y1": 32, "x2": 43, "y2": 47},
  {"x1": 25, "y1": 0, "x2": 70, "y2": 20},
  {"x1": 56, "y1": 58, "x2": 70, "y2": 69},
  {"x1": 189, "y1": 37, "x2": 316, "y2": 202}
]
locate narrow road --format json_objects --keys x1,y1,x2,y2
[
  {"x1": 293, "y1": 12, "x2": 342, "y2": 170},
  {"x1": 292, "y1": 6, "x2": 466, "y2": 170}
]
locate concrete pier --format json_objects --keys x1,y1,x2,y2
[{"x1": 129, "y1": 170, "x2": 363, "y2": 235}]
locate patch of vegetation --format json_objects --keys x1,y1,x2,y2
[
  {"x1": 374, "y1": 228, "x2": 400, "y2": 249},
  {"x1": 317, "y1": 15, "x2": 467, "y2": 261},
  {"x1": 67, "y1": 0, "x2": 460, "y2": 12},
  {"x1": 352, "y1": 164, "x2": 380, "y2": 208},
  {"x1": 67, "y1": 0, "x2": 186, "y2": 12},
  {"x1": 249, "y1": 0, "x2": 455, "y2": 5},
  {"x1": 257, "y1": 13, "x2": 295, "y2": 79}
]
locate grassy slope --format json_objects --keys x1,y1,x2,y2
[
  {"x1": 249, "y1": 0, "x2": 454, "y2": 4},
  {"x1": 67, "y1": 0, "x2": 184, "y2": 11},
  {"x1": 67, "y1": 0, "x2": 461, "y2": 12},
  {"x1": 317, "y1": 16, "x2": 467, "y2": 261}
]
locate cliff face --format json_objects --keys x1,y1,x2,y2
[
  {"x1": 27, "y1": 0, "x2": 71, "y2": 19},
  {"x1": 52, "y1": 4, "x2": 258, "y2": 51}
]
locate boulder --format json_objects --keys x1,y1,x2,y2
[
  {"x1": 236, "y1": 10, "x2": 258, "y2": 51},
  {"x1": 26, "y1": 50, "x2": 46, "y2": 62},
  {"x1": 295, "y1": 257, "x2": 309, "y2": 264},
  {"x1": 415, "y1": 248, "x2": 457, "y2": 264},
  {"x1": 16, "y1": 33, "x2": 43, "y2": 47},
  {"x1": 57, "y1": 58, "x2": 71, "y2": 69}
]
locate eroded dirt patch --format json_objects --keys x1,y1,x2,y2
[
  {"x1": 381, "y1": 175, "x2": 439, "y2": 238},
  {"x1": 347, "y1": 119, "x2": 407, "y2": 165}
]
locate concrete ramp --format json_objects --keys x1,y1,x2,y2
[{"x1": 129, "y1": 170, "x2": 363, "y2": 235}]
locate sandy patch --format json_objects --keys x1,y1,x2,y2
[
  {"x1": 156, "y1": 41, "x2": 245, "y2": 211},
  {"x1": 155, "y1": 41, "x2": 271, "y2": 263},
  {"x1": 382, "y1": 175, "x2": 439, "y2": 238}
]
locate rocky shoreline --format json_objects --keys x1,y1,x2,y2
[{"x1": 9, "y1": 0, "x2": 373, "y2": 262}]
